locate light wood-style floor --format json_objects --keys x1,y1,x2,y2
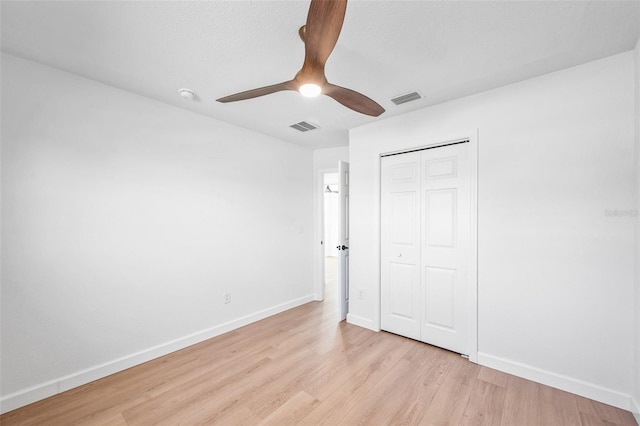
[{"x1": 2, "y1": 257, "x2": 637, "y2": 425}]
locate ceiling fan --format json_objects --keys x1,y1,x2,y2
[{"x1": 216, "y1": 0, "x2": 385, "y2": 117}]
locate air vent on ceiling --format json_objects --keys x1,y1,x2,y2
[
  {"x1": 391, "y1": 92, "x2": 422, "y2": 105},
  {"x1": 290, "y1": 121, "x2": 319, "y2": 132}
]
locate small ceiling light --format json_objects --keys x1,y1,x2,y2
[
  {"x1": 299, "y1": 83, "x2": 321, "y2": 98},
  {"x1": 178, "y1": 88, "x2": 196, "y2": 100}
]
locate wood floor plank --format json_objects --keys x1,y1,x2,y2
[
  {"x1": 279, "y1": 322, "x2": 373, "y2": 390},
  {"x1": 199, "y1": 406, "x2": 261, "y2": 426},
  {"x1": 4, "y1": 328, "x2": 271, "y2": 425},
  {"x1": 390, "y1": 345, "x2": 456, "y2": 424},
  {"x1": 459, "y1": 379, "x2": 507, "y2": 425},
  {"x1": 298, "y1": 332, "x2": 416, "y2": 425},
  {"x1": 364, "y1": 343, "x2": 453, "y2": 425},
  {"x1": 578, "y1": 411, "x2": 620, "y2": 426},
  {"x1": 75, "y1": 411, "x2": 129, "y2": 426},
  {"x1": 341, "y1": 360, "x2": 422, "y2": 424},
  {"x1": 499, "y1": 375, "x2": 543, "y2": 426},
  {"x1": 246, "y1": 328, "x2": 365, "y2": 419},
  {"x1": 576, "y1": 395, "x2": 638, "y2": 426},
  {"x1": 538, "y1": 385, "x2": 581, "y2": 426},
  {"x1": 258, "y1": 390, "x2": 320, "y2": 426},
  {"x1": 124, "y1": 347, "x2": 314, "y2": 425},
  {"x1": 119, "y1": 350, "x2": 276, "y2": 424},
  {"x1": 418, "y1": 354, "x2": 481, "y2": 426},
  {"x1": 476, "y1": 365, "x2": 510, "y2": 388},
  {"x1": 70, "y1": 342, "x2": 275, "y2": 424},
  {"x1": 232, "y1": 352, "x2": 324, "y2": 420}
]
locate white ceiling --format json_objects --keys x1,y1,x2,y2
[{"x1": 2, "y1": 1, "x2": 639, "y2": 149}]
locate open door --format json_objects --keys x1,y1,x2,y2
[{"x1": 338, "y1": 161, "x2": 350, "y2": 321}]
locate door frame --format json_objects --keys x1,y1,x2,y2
[{"x1": 378, "y1": 131, "x2": 478, "y2": 363}]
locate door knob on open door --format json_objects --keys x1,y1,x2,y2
[{"x1": 340, "y1": 245, "x2": 349, "y2": 250}]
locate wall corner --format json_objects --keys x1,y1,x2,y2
[{"x1": 633, "y1": 35, "x2": 640, "y2": 417}]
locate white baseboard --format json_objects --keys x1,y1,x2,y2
[
  {"x1": 632, "y1": 397, "x2": 640, "y2": 424},
  {"x1": 478, "y1": 352, "x2": 635, "y2": 413},
  {"x1": 0, "y1": 294, "x2": 315, "y2": 415},
  {"x1": 346, "y1": 313, "x2": 379, "y2": 331}
]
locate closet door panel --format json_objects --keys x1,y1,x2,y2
[
  {"x1": 381, "y1": 153, "x2": 421, "y2": 340},
  {"x1": 420, "y1": 144, "x2": 470, "y2": 355}
]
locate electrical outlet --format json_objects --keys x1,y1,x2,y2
[
  {"x1": 223, "y1": 293, "x2": 231, "y2": 304},
  {"x1": 358, "y1": 289, "x2": 365, "y2": 300}
]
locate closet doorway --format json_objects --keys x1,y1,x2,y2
[{"x1": 380, "y1": 140, "x2": 476, "y2": 356}]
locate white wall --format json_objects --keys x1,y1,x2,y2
[
  {"x1": 0, "y1": 54, "x2": 314, "y2": 412},
  {"x1": 349, "y1": 52, "x2": 636, "y2": 411},
  {"x1": 313, "y1": 147, "x2": 349, "y2": 171}
]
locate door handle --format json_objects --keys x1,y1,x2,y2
[{"x1": 340, "y1": 245, "x2": 349, "y2": 250}]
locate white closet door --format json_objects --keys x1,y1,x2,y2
[
  {"x1": 381, "y1": 152, "x2": 421, "y2": 340},
  {"x1": 381, "y1": 142, "x2": 471, "y2": 355},
  {"x1": 420, "y1": 144, "x2": 470, "y2": 354}
]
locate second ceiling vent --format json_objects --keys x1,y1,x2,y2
[
  {"x1": 290, "y1": 121, "x2": 319, "y2": 132},
  {"x1": 391, "y1": 92, "x2": 422, "y2": 106}
]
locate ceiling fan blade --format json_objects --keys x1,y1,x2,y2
[
  {"x1": 323, "y1": 83, "x2": 385, "y2": 117},
  {"x1": 216, "y1": 81, "x2": 297, "y2": 103},
  {"x1": 304, "y1": 0, "x2": 347, "y2": 70}
]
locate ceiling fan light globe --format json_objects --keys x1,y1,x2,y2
[{"x1": 299, "y1": 83, "x2": 322, "y2": 98}]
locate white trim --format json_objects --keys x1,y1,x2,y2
[
  {"x1": 0, "y1": 294, "x2": 315, "y2": 414},
  {"x1": 347, "y1": 313, "x2": 379, "y2": 331},
  {"x1": 379, "y1": 135, "x2": 473, "y2": 157},
  {"x1": 376, "y1": 130, "x2": 479, "y2": 363},
  {"x1": 633, "y1": 397, "x2": 640, "y2": 424},
  {"x1": 468, "y1": 130, "x2": 479, "y2": 363},
  {"x1": 478, "y1": 352, "x2": 636, "y2": 412}
]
